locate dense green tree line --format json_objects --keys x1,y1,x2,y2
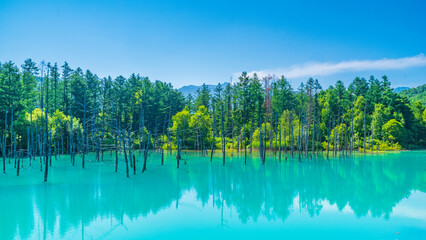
[
  {"x1": 0, "y1": 59, "x2": 185, "y2": 177},
  {"x1": 399, "y1": 83, "x2": 426, "y2": 105},
  {"x1": 178, "y1": 74, "x2": 426, "y2": 154},
  {"x1": 1, "y1": 59, "x2": 426, "y2": 178}
]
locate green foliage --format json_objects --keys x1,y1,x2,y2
[
  {"x1": 399, "y1": 84, "x2": 426, "y2": 105},
  {"x1": 1, "y1": 58, "x2": 425, "y2": 153},
  {"x1": 272, "y1": 75, "x2": 294, "y2": 114},
  {"x1": 189, "y1": 105, "x2": 212, "y2": 139},
  {"x1": 194, "y1": 84, "x2": 211, "y2": 111},
  {"x1": 26, "y1": 108, "x2": 81, "y2": 135},
  {"x1": 170, "y1": 107, "x2": 191, "y2": 134},
  {"x1": 382, "y1": 119, "x2": 405, "y2": 144},
  {"x1": 169, "y1": 105, "x2": 212, "y2": 149},
  {"x1": 371, "y1": 104, "x2": 390, "y2": 139}
]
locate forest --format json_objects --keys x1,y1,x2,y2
[
  {"x1": 399, "y1": 83, "x2": 426, "y2": 105},
  {"x1": 1, "y1": 59, "x2": 426, "y2": 179}
]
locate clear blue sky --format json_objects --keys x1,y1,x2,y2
[{"x1": 0, "y1": 0, "x2": 425, "y2": 88}]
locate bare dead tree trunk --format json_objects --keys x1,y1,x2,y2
[
  {"x1": 210, "y1": 108, "x2": 215, "y2": 162},
  {"x1": 298, "y1": 108, "x2": 302, "y2": 162},
  {"x1": 44, "y1": 74, "x2": 49, "y2": 182},
  {"x1": 71, "y1": 113, "x2": 75, "y2": 166},
  {"x1": 312, "y1": 108, "x2": 315, "y2": 159},
  {"x1": 82, "y1": 90, "x2": 86, "y2": 169},
  {"x1": 16, "y1": 152, "x2": 20, "y2": 176},
  {"x1": 290, "y1": 111, "x2": 294, "y2": 158},
  {"x1": 54, "y1": 121, "x2": 58, "y2": 161},
  {"x1": 101, "y1": 108, "x2": 105, "y2": 161},
  {"x1": 122, "y1": 130, "x2": 129, "y2": 178},
  {"x1": 142, "y1": 132, "x2": 150, "y2": 173},
  {"x1": 14, "y1": 132, "x2": 17, "y2": 168},
  {"x1": 333, "y1": 118, "x2": 336, "y2": 157},
  {"x1": 363, "y1": 105, "x2": 366, "y2": 154},
  {"x1": 306, "y1": 114, "x2": 310, "y2": 158},
  {"x1": 269, "y1": 113, "x2": 273, "y2": 154},
  {"x1": 30, "y1": 110, "x2": 33, "y2": 162},
  {"x1": 141, "y1": 107, "x2": 145, "y2": 155},
  {"x1": 176, "y1": 127, "x2": 180, "y2": 168},
  {"x1": 250, "y1": 114, "x2": 254, "y2": 154},
  {"x1": 3, "y1": 109, "x2": 7, "y2": 173},
  {"x1": 221, "y1": 105, "x2": 225, "y2": 166},
  {"x1": 263, "y1": 115, "x2": 267, "y2": 162},
  {"x1": 327, "y1": 120, "x2": 331, "y2": 160},
  {"x1": 284, "y1": 114, "x2": 287, "y2": 159},
  {"x1": 27, "y1": 126, "x2": 30, "y2": 166},
  {"x1": 61, "y1": 120, "x2": 64, "y2": 156},
  {"x1": 161, "y1": 147, "x2": 164, "y2": 165},
  {"x1": 128, "y1": 130, "x2": 133, "y2": 173},
  {"x1": 259, "y1": 114, "x2": 264, "y2": 164},
  {"x1": 317, "y1": 116, "x2": 321, "y2": 156},
  {"x1": 244, "y1": 118, "x2": 247, "y2": 165},
  {"x1": 115, "y1": 120, "x2": 119, "y2": 172},
  {"x1": 10, "y1": 108, "x2": 13, "y2": 166},
  {"x1": 278, "y1": 119, "x2": 281, "y2": 162}
]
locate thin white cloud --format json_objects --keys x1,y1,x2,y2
[{"x1": 239, "y1": 54, "x2": 426, "y2": 79}]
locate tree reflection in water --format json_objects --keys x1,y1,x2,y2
[{"x1": 0, "y1": 151, "x2": 425, "y2": 239}]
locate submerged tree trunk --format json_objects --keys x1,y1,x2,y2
[
  {"x1": 141, "y1": 107, "x2": 145, "y2": 155},
  {"x1": 311, "y1": 109, "x2": 315, "y2": 159},
  {"x1": 115, "y1": 126, "x2": 118, "y2": 172},
  {"x1": 60, "y1": 120, "x2": 64, "y2": 156},
  {"x1": 336, "y1": 112, "x2": 341, "y2": 156},
  {"x1": 221, "y1": 105, "x2": 225, "y2": 166},
  {"x1": 269, "y1": 113, "x2": 273, "y2": 154},
  {"x1": 30, "y1": 110, "x2": 33, "y2": 161},
  {"x1": 250, "y1": 114, "x2": 254, "y2": 154},
  {"x1": 298, "y1": 108, "x2": 302, "y2": 162},
  {"x1": 263, "y1": 115, "x2": 267, "y2": 162},
  {"x1": 333, "y1": 118, "x2": 337, "y2": 157},
  {"x1": 11, "y1": 109, "x2": 13, "y2": 166},
  {"x1": 317, "y1": 116, "x2": 321, "y2": 156},
  {"x1": 71, "y1": 113, "x2": 74, "y2": 166},
  {"x1": 290, "y1": 111, "x2": 294, "y2": 158},
  {"x1": 16, "y1": 153, "x2": 20, "y2": 176},
  {"x1": 122, "y1": 131, "x2": 129, "y2": 178},
  {"x1": 278, "y1": 121, "x2": 281, "y2": 162},
  {"x1": 14, "y1": 132, "x2": 17, "y2": 168},
  {"x1": 259, "y1": 113, "x2": 264, "y2": 164},
  {"x1": 143, "y1": 132, "x2": 150, "y2": 173},
  {"x1": 327, "y1": 120, "x2": 331, "y2": 160},
  {"x1": 44, "y1": 75, "x2": 49, "y2": 182},
  {"x1": 176, "y1": 127, "x2": 180, "y2": 168},
  {"x1": 284, "y1": 116, "x2": 287, "y2": 159},
  {"x1": 3, "y1": 109, "x2": 7, "y2": 173},
  {"x1": 211, "y1": 108, "x2": 215, "y2": 162},
  {"x1": 350, "y1": 111, "x2": 354, "y2": 155},
  {"x1": 244, "y1": 124, "x2": 247, "y2": 164},
  {"x1": 82, "y1": 90, "x2": 86, "y2": 169},
  {"x1": 54, "y1": 122, "x2": 58, "y2": 161},
  {"x1": 363, "y1": 105, "x2": 366, "y2": 154},
  {"x1": 27, "y1": 127, "x2": 30, "y2": 165},
  {"x1": 161, "y1": 148, "x2": 164, "y2": 165},
  {"x1": 306, "y1": 117, "x2": 310, "y2": 158},
  {"x1": 127, "y1": 130, "x2": 133, "y2": 173}
]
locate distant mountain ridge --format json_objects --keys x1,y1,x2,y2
[
  {"x1": 178, "y1": 82, "x2": 230, "y2": 96},
  {"x1": 394, "y1": 87, "x2": 410, "y2": 93}
]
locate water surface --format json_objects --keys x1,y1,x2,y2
[{"x1": 1, "y1": 151, "x2": 425, "y2": 239}]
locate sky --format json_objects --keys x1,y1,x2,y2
[{"x1": 0, "y1": 0, "x2": 425, "y2": 88}]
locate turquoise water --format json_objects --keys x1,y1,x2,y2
[{"x1": 1, "y1": 151, "x2": 425, "y2": 239}]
